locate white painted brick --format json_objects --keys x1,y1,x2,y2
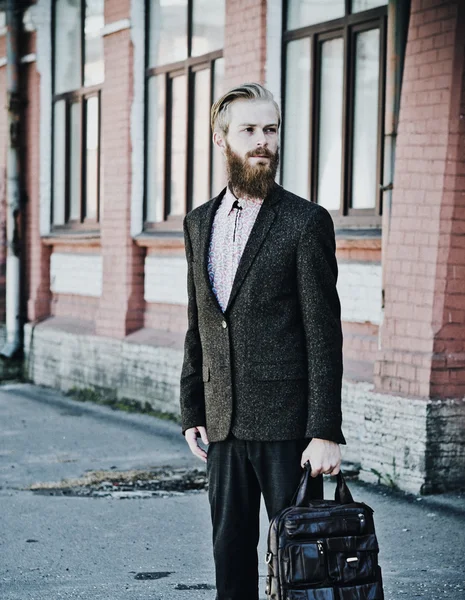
[
  {"x1": 338, "y1": 262, "x2": 382, "y2": 325},
  {"x1": 50, "y1": 253, "x2": 103, "y2": 297},
  {"x1": 144, "y1": 256, "x2": 188, "y2": 305}
]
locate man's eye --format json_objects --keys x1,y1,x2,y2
[
  {"x1": 245, "y1": 127, "x2": 254, "y2": 132},
  {"x1": 266, "y1": 128, "x2": 277, "y2": 133}
]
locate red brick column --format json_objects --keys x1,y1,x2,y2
[
  {"x1": 375, "y1": 0, "x2": 465, "y2": 399},
  {"x1": 224, "y1": 0, "x2": 267, "y2": 87},
  {"x1": 95, "y1": 0, "x2": 145, "y2": 339}
]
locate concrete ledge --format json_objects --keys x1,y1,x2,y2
[
  {"x1": 24, "y1": 318, "x2": 465, "y2": 495},
  {"x1": 24, "y1": 318, "x2": 182, "y2": 416}
]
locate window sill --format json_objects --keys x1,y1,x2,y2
[
  {"x1": 134, "y1": 231, "x2": 185, "y2": 250},
  {"x1": 335, "y1": 228, "x2": 382, "y2": 249},
  {"x1": 42, "y1": 232, "x2": 101, "y2": 248}
]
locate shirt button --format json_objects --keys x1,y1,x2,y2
[{"x1": 222, "y1": 320, "x2": 227, "y2": 329}]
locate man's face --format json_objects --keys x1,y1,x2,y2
[{"x1": 214, "y1": 99, "x2": 280, "y2": 198}]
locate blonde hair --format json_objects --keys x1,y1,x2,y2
[{"x1": 210, "y1": 82, "x2": 281, "y2": 135}]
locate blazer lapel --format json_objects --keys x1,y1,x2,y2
[
  {"x1": 200, "y1": 187, "x2": 227, "y2": 314},
  {"x1": 225, "y1": 183, "x2": 283, "y2": 313}
]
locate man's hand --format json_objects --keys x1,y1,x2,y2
[
  {"x1": 185, "y1": 426, "x2": 209, "y2": 463},
  {"x1": 301, "y1": 438, "x2": 341, "y2": 477}
]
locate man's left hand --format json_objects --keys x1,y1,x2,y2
[{"x1": 301, "y1": 438, "x2": 341, "y2": 477}]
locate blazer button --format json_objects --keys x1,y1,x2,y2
[{"x1": 222, "y1": 320, "x2": 227, "y2": 329}]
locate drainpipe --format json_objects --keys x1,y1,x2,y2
[
  {"x1": 1, "y1": 0, "x2": 22, "y2": 359},
  {"x1": 379, "y1": 0, "x2": 410, "y2": 336}
]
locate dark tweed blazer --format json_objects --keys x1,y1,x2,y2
[{"x1": 180, "y1": 182, "x2": 345, "y2": 444}]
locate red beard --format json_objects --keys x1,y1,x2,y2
[{"x1": 225, "y1": 143, "x2": 280, "y2": 199}]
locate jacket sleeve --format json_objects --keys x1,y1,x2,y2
[
  {"x1": 180, "y1": 217, "x2": 206, "y2": 434},
  {"x1": 296, "y1": 205, "x2": 346, "y2": 445}
]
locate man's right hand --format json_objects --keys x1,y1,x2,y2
[{"x1": 185, "y1": 426, "x2": 209, "y2": 463}]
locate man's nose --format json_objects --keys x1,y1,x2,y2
[{"x1": 255, "y1": 129, "x2": 267, "y2": 146}]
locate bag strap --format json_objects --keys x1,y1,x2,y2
[{"x1": 293, "y1": 461, "x2": 354, "y2": 507}]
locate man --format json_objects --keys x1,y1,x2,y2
[{"x1": 180, "y1": 83, "x2": 345, "y2": 600}]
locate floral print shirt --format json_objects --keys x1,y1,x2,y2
[{"x1": 207, "y1": 186, "x2": 263, "y2": 312}]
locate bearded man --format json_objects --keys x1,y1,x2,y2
[{"x1": 180, "y1": 83, "x2": 345, "y2": 600}]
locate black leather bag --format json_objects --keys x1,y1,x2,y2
[{"x1": 265, "y1": 464, "x2": 384, "y2": 600}]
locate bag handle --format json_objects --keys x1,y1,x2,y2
[{"x1": 293, "y1": 461, "x2": 354, "y2": 507}]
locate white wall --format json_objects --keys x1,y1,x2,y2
[
  {"x1": 50, "y1": 253, "x2": 103, "y2": 297},
  {"x1": 144, "y1": 256, "x2": 188, "y2": 305},
  {"x1": 337, "y1": 262, "x2": 382, "y2": 325}
]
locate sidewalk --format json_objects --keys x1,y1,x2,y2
[{"x1": 1, "y1": 383, "x2": 464, "y2": 599}]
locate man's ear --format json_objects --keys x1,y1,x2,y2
[{"x1": 213, "y1": 131, "x2": 226, "y2": 155}]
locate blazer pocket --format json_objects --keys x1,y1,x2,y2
[
  {"x1": 202, "y1": 365, "x2": 210, "y2": 382},
  {"x1": 251, "y1": 362, "x2": 307, "y2": 381}
]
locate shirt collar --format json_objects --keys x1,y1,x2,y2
[{"x1": 223, "y1": 185, "x2": 263, "y2": 213}]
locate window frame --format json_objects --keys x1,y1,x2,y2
[
  {"x1": 281, "y1": 1, "x2": 387, "y2": 229},
  {"x1": 51, "y1": 0, "x2": 103, "y2": 232},
  {"x1": 143, "y1": 0, "x2": 224, "y2": 232}
]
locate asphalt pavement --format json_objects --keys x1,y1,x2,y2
[{"x1": 1, "y1": 383, "x2": 464, "y2": 600}]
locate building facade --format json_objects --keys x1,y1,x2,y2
[{"x1": 0, "y1": 0, "x2": 464, "y2": 494}]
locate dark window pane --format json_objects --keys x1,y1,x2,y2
[
  {"x1": 84, "y1": 0, "x2": 105, "y2": 87},
  {"x1": 192, "y1": 69, "x2": 211, "y2": 209},
  {"x1": 54, "y1": 0, "x2": 82, "y2": 94},
  {"x1": 148, "y1": 0, "x2": 188, "y2": 67},
  {"x1": 69, "y1": 102, "x2": 82, "y2": 221},
  {"x1": 317, "y1": 37, "x2": 343, "y2": 211},
  {"x1": 146, "y1": 76, "x2": 166, "y2": 222},
  {"x1": 53, "y1": 100, "x2": 67, "y2": 225},
  {"x1": 351, "y1": 29, "x2": 380, "y2": 209},
  {"x1": 192, "y1": 0, "x2": 225, "y2": 57},
  {"x1": 287, "y1": 0, "x2": 345, "y2": 30},
  {"x1": 211, "y1": 58, "x2": 226, "y2": 196},
  {"x1": 283, "y1": 38, "x2": 311, "y2": 199},
  {"x1": 85, "y1": 96, "x2": 100, "y2": 220},
  {"x1": 352, "y1": 0, "x2": 387, "y2": 13},
  {"x1": 169, "y1": 75, "x2": 187, "y2": 216}
]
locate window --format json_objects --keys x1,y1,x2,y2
[
  {"x1": 282, "y1": 0, "x2": 387, "y2": 227},
  {"x1": 52, "y1": 0, "x2": 104, "y2": 230},
  {"x1": 145, "y1": 0, "x2": 226, "y2": 230}
]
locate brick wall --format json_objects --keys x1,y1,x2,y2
[
  {"x1": 51, "y1": 294, "x2": 100, "y2": 322},
  {"x1": 375, "y1": 0, "x2": 465, "y2": 399},
  {"x1": 95, "y1": 3, "x2": 145, "y2": 339},
  {"x1": 431, "y1": 0, "x2": 465, "y2": 397},
  {"x1": 144, "y1": 303, "x2": 187, "y2": 335},
  {"x1": 224, "y1": 0, "x2": 267, "y2": 87}
]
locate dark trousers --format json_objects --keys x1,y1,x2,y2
[{"x1": 207, "y1": 436, "x2": 323, "y2": 600}]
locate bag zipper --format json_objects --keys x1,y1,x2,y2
[
  {"x1": 285, "y1": 512, "x2": 366, "y2": 536},
  {"x1": 317, "y1": 539, "x2": 325, "y2": 571}
]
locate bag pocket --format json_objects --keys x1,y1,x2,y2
[
  {"x1": 325, "y1": 535, "x2": 379, "y2": 585},
  {"x1": 336, "y1": 581, "x2": 384, "y2": 600},
  {"x1": 287, "y1": 588, "x2": 336, "y2": 600},
  {"x1": 283, "y1": 542, "x2": 326, "y2": 585},
  {"x1": 285, "y1": 514, "x2": 364, "y2": 539}
]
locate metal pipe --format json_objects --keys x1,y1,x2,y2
[
  {"x1": 1, "y1": 0, "x2": 22, "y2": 359},
  {"x1": 379, "y1": 0, "x2": 411, "y2": 335}
]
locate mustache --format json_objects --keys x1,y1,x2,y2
[{"x1": 247, "y1": 148, "x2": 276, "y2": 158}]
